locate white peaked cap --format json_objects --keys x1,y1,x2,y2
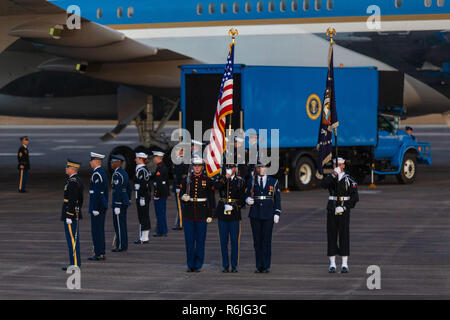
[
  {"x1": 152, "y1": 151, "x2": 165, "y2": 157},
  {"x1": 136, "y1": 152, "x2": 148, "y2": 159},
  {"x1": 191, "y1": 139, "x2": 203, "y2": 146},
  {"x1": 90, "y1": 152, "x2": 105, "y2": 159},
  {"x1": 332, "y1": 157, "x2": 345, "y2": 164}
]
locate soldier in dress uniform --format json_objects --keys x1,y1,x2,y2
[
  {"x1": 191, "y1": 139, "x2": 203, "y2": 159},
  {"x1": 88, "y1": 152, "x2": 108, "y2": 261},
  {"x1": 234, "y1": 137, "x2": 249, "y2": 180},
  {"x1": 17, "y1": 136, "x2": 30, "y2": 193},
  {"x1": 61, "y1": 160, "x2": 83, "y2": 271},
  {"x1": 110, "y1": 155, "x2": 131, "y2": 252},
  {"x1": 151, "y1": 151, "x2": 170, "y2": 237},
  {"x1": 180, "y1": 157, "x2": 215, "y2": 272},
  {"x1": 134, "y1": 152, "x2": 152, "y2": 244},
  {"x1": 172, "y1": 148, "x2": 189, "y2": 230},
  {"x1": 320, "y1": 157, "x2": 359, "y2": 273},
  {"x1": 245, "y1": 162, "x2": 281, "y2": 273},
  {"x1": 215, "y1": 163, "x2": 247, "y2": 273}
]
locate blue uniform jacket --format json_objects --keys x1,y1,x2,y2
[
  {"x1": 89, "y1": 166, "x2": 109, "y2": 213},
  {"x1": 246, "y1": 175, "x2": 281, "y2": 220},
  {"x1": 111, "y1": 167, "x2": 131, "y2": 208}
]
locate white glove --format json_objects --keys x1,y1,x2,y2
[
  {"x1": 274, "y1": 215, "x2": 280, "y2": 224},
  {"x1": 246, "y1": 197, "x2": 254, "y2": 205},
  {"x1": 139, "y1": 198, "x2": 145, "y2": 207},
  {"x1": 134, "y1": 184, "x2": 140, "y2": 190},
  {"x1": 335, "y1": 206, "x2": 345, "y2": 215},
  {"x1": 92, "y1": 210, "x2": 100, "y2": 216},
  {"x1": 114, "y1": 207, "x2": 120, "y2": 215},
  {"x1": 206, "y1": 217, "x2": 213, "y2": 223},
  {"x1": 66, "y1": 218, "x2": 72, "y2": 224},
  {"x1": 333, "y1": 167, "x2": 341, "y2": 175},
  {"x1": 181, "y1": 194, "x2": 190, "y2": 202},
  {"x1": 224, "y1": 204, "x2": 233, "y2": 215},
  {"x1": 176, "y1": 188, "x2": 180, "y2": 193}
]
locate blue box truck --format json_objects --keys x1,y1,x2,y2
[{"x1": 180, "y1": 65, "x2": 431, "y2": 190}]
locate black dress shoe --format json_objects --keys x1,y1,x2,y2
[
  {"x1": 231, "y1": 268, "x2": 238, "y2": 273},
  {"x1": 192, "y1": 268, "x2": 201, "y2": 273},
  {"x1": 254, "y1": 269, "x2": 262, "y2": 273},
  {"x1": 262, "y1": 269, "x2": 270, "y2": 273},
  {"x1": 111, "y1": 248, "x2": 123, "y2": 252},
  {"x1": 341, "y1": 266, "x2": 349, "y2": 273},
  {"x1": 98, "y1": 254, "x2": 106, "y2": 260},
  {"x1": 172, "y1": 227, "x2": 183, "y2": 230},
  {"x1": 61, "y1": 265, "x2": 68, "y2": 271},
  {"x1": 222, "y1": 267, "x2": 229, "y2": 273},
  {"x1": 88, "y1": 255, "x2": 99, "y2": 261},
  {"x1": 329, "y1": 266, "x2": 336, "y2": 273},
  {"x1": 134, "y1": 240, "x2": 149, "y2": 244}
]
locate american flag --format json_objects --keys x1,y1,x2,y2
[
  {"x1": 316, "y1": 43, "x2": 339, "y2": 178},
  {"x1": 205, "y1": 42, "x2": 235, "y2": 177}
]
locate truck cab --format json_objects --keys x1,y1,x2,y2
[{"x1": 374, "y1": 114, "x2": 431, "y2": 184}]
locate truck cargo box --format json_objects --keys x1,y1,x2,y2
[{"x1": 180, "y1": 65, "x2": 379, "y2": 148}]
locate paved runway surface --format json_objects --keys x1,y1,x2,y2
[{"x1": 0, "y1": 125, "x2": 449, "y2": 299}]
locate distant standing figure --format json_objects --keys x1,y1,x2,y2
[
  {"x1": 17, "y1": 136, "x2": 30, "y2": 193},
  {"x1": 405, "y1": 126, "x2": 416, "y2": 140}
]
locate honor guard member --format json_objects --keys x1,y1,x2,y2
[
  {"x1": 172, "y1": 148, "x2": 189, "y2": 230},
  {"x1": 88, "y1": 152, "x2": 108, "y2": 261},
  {"x1": 180, "y1": 157, "x2": 215, "y2": 272},
  {"x1": 134, "y1": 152, "x2": 152, "y2": 244},
  {"x1": 234, "y1": 136, "x2": 249, "y2": 180},
  {"x1": 245, "y1": 162, "x2": 281, "y2": 273},
  {"x1": 110, "y1": 155, "x2": 131, "y2": 252},
  {"x1": 191, "y1": 139, "x2": 203, "y2": 159},
  {"x1": 61, "y1": 160, "x2": 83, "y2": 271},
  {"x1": 152, "y1": 151, "x2": 170, "y2": 237},
  {"x1": 17, "y1": 136, "x2": 30, "y2": 193},
  {"x1": 215, "y1": 162, "x2": 247, "y2": 273},
  {"x1": 321, "y1": 157, "x2": 359, "y2": 273}
]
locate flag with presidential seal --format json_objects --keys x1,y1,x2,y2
[{"x1": 316, "y1": 40, "x2": 339, "y2": 178}]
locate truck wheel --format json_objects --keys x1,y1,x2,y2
[
  {"x1": 108, "y1": 146, "x2": 135, "y2": 178},
  {"x1": 396, "y1": 153, "x2": 417, "y2": 184},
  {"x1": 294, "y1": 157, "x2": 315, "y2": 190}
]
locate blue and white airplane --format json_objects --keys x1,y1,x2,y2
[{"x1": 0, "y1": 0, "x2": 448, "y2": 126}]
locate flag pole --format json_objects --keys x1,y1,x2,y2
[{"x1": 326, "y1": 27, "x2": 338, "y2": 164}]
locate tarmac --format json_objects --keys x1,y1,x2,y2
[{"x1": 0, "y1": 125, "x2": 449, "y2": 299}]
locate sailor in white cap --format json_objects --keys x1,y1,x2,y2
[
  {"x1": 320, "y1": 157, "x2": 359, "y2": 273},
  {"x1": 88, "y1": 152, "x2": 108, "y2": 261},
  {"x1": 151, "y1": 150, "x2": 170, "y2": 237},
  {"x1": 134, "y1": 152, "x2": 152, "y2": 244}
]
